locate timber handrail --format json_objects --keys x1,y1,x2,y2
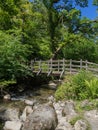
[{"x1": 30, "y1": 59, "x2": 98, "y2": 77}]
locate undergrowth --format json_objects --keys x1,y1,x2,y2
[{"x1": 55, "y1": 70, "x2": 98, "y2": 101}]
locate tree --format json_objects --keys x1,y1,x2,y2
[
  {"x1": 0, "y1": 0, "x2": 98, "y2": 87},
  {"x1": 0, "y1": 31, "x2": 31, "y2": 81},
  {"x1": 62, "y1": 35, "x2": 98, "y2": 62},
  {"x1": 93, "y1": 0, "x2": 98, "y2": 6},
  {"x1": 41, "y1": 0, "x2": 90, "y2": 58}
]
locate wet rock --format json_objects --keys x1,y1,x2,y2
[
  {"x1": 54, "y1": 101, "x2": 73, "y2": 130},
  {"x1": 20, "y1": 106, "x2": 33, "y2": 122},
  {"x1": 48, "y1": 95, "x2": 55, "y2": 103},
  {"x1": 53, "y1": 101, "x2": 65, "y2": 121},
  {"x1": 3, "y1": 121, "x2": 22, "y2": 130},
  {"x1": 24, "y1": 99, "x2": 36, "y2": 106},
  {"x1": 22, "y1": 104, "x2": 58, "y2": 130},
  {"x1": 3, "y1": 94, "x2": 11, "y2": 100},
  {"x1": 48, "y1": 81, "x2": 57, "y2": 90},
  {"x1": 55, "y1": 117, "x2": 73, "y2": 130},
  {"x1": 62, "y1": 100, "x2": 77, "y2": 121},
  {"x1": 74, "y1": 120, "x2": 87, "y2": 130},
  {"x1": 0, "y1": 108, "x2": 19, "y2": 121}
]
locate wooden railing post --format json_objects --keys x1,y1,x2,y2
[
  {"x1": 70, "y1": 59, "x2": 72, "y2": 74},
  {"x1": 80, "y1": 59, "x2": 82, "y2": 69},
  {"x1": 50, "y1": 58, "x2": 52, "y2": 70},
  {"x1": 60, "y1": 58, "x2": 65, "y2": 78},
  {"x1": 30, "y1": 59, "x2": 98, "y2": 77},
  {"x1": 58, "y1": 59, "x2": 60, "y2": 72},
  {"x1": 30, "y1": 60, "x2": 34, "y2": 71},
  {"x1": 63, "y1": 58, "x2": 65, "y2": 71},
  {"x1": 85, "y1": 60, "x2": 88, "y2": 70},
  {"x1": 39, "y1": 60, "x2": 41, "y2": 70},
  {"x1": 47, "y1": 59, "x2": 52, "y2": 76},
  {"x1": 48, "y1": 60, "x2": 50, "y2": 71}
]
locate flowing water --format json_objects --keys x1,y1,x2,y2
[{"x1": 0, "y1": 86, "x2": 55, "y2": 129}]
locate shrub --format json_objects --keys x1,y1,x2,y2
[
  {"x1": 85, "y1": 78, "x2": 98, "y2": 99},
  {"x1": 55, "y1": 70, "x2": 97, "y2": 100},
  {"x1": 55, "y1": 82, "x2": 75, "y2": 101},
  {"x1": 0, "y1": 80, "x2": 16, "y2": 94},
  {"x1": 72, "y1": 70, "x2": 94, "y2": 100},
  {"x1": 0, "y1": 31, "x2": 32, "y2": 81}
]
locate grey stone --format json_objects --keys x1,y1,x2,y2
[
  {"x1": 0, "y1": 108, "x2": 19, "y2": 121},
  {"x1": 3, "y1": 94, "x2": 11, "y2": 100},
  {"x1": 3, "y1": 121, "x2": 22, "y2": 130},
  {"x1": 24, "y1": 99, "x2": 36, "y2": 106},
  {"x1": 20, "y1": 106, "x2": 33, "y2": 122},
  {"x1": 74, "y1": 120, "x2": 87, "y2": 130},
  {"x1": 84, "y1": 110, "x2": 98, "y2": 130},
  {"x1": 22, "y1": 104, "x2": 58, "y2": 130},
  {"x1": 62, "y1": 100, "x2": 77, "y2": 121}
]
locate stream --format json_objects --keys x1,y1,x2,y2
[{"x1": 0, "y1": 86, "x2": 56, "y2": 129}]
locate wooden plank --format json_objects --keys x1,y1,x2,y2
[
  {"x1": 70, "y1": 59, "x2": 72, "y2": 74},
  {"x1": 30, "y1": 59, "x2": 98, "y2": 77}
]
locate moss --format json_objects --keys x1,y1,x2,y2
[
  {"x1": 70, "y1": 115, "x2": 83, "y2": 125},
  {"x1": 75, "y1": 99, "x2": 98, "y2": 112},
  {"x1": 70, "y1": 115, "x2": 91, "y2": 130}
]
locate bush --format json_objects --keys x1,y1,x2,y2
[
  {"x1": 62, "y1": 39, "x2": 98, "y2": 63},
  {"x1": 55, "y1": 81, "x2": 76, "y2": 101},
  {"x1": 0, "y1": 80, "x2": 16, "y2": 94},
  {"x1": 72, "y1": 70, "x2": 94, "y2": 100},
  {"x1": 0, "y1": 31, "x2": 32, "y2": 81},
  {"x1": 55, "y1": 70, "x2": 97, "y2": 100},
  {"x1": 85, "y1": 78, "x2": 98, "y2": 99}
]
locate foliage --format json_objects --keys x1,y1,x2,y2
[
  {"x1": 55, "y1": 78, "x2": 75, "y2": 100},
  {"x1": 0, "y1": 80, "x2": 16, "y2": 87},
  {"x1": 55, "y1": 70, "x2": 98, "y2": 100},
  {"x1": 62, "y1": 35, "x2": 98, "y2": 62},
  {"x1": 72, "y1": 70, "x2": 94, "y2": 99},
  {"x1": 76, "y1": 99, "x2": 98, "y2": 112},
  {"x1": 93, "y1": 0, "x2": 98, "y2": 6},
  {"x1": 0, "y1": 80, "x2": 16, "y2": 92},
  {"x1": 85, "y1": 78, "x2": 98, "y2": 99},
  {"x1": 0, "y1": 31, "x2": 31, "y2": 81},
  {"x1": 0, "y1": 0, "x2": 98, "y2": 90}
]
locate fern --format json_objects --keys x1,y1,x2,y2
[{"x1": 85, "y1": 78, "x2": 98, "y2": 99}]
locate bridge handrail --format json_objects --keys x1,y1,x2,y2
[{"x1": 30, "y1": 59, "x2": 98, "y2": 77}]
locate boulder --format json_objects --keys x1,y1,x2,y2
[
  {"x1": 55, "y1": 117, "x2": 73, "y2": 130},
  {"x1": 62, "y1": 100, "x2": 77, "y2": 121},
  {"x1": 3, "y1": 94, "x2": 11, "y2": 100},
  {"x1": 24, "y1": 99, "x2": 36, "y2": 106},
  {"x1": 0, "y1": 108, "x2": 19, "y2": 121},
  {"x1": 3, "y1": 121, "x2": 22, "y2": 130},
  {"x1": 48, "y1": 81, "x2": 57, "y2": 90},
  {"x1": 74, "y1": 120, "x2": 87, "y2": 130},
  {"x1": 22, "y1": 104, "x2": 58, "y2": 130},
  {"x1": 84, "y1": 110, "x2": 98, "y2": 130},
  {"x1": 48, "y1": 95, "x2": 55, "y2": 103},
  {"x1": 20, "y1": 106, "x2": 33, "y2": 122},
  {"x1": 53, "y1": 101, "x2": 65, "y2": 121}
]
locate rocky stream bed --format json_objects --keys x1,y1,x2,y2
[{"x1": 0, "y1": 84, "x2": 98, "y2": 130}]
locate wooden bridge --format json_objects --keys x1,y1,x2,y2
[{"x1": 30, "y1": 59, "x2": 98, "y2": 78}]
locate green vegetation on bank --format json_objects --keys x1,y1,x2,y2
[
  {"x1": 55, "y1": 70, "x2": 98, "y2": 101},
  {"x1": 0, "y1": 0, "x2": 98, "y2": 92}
]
